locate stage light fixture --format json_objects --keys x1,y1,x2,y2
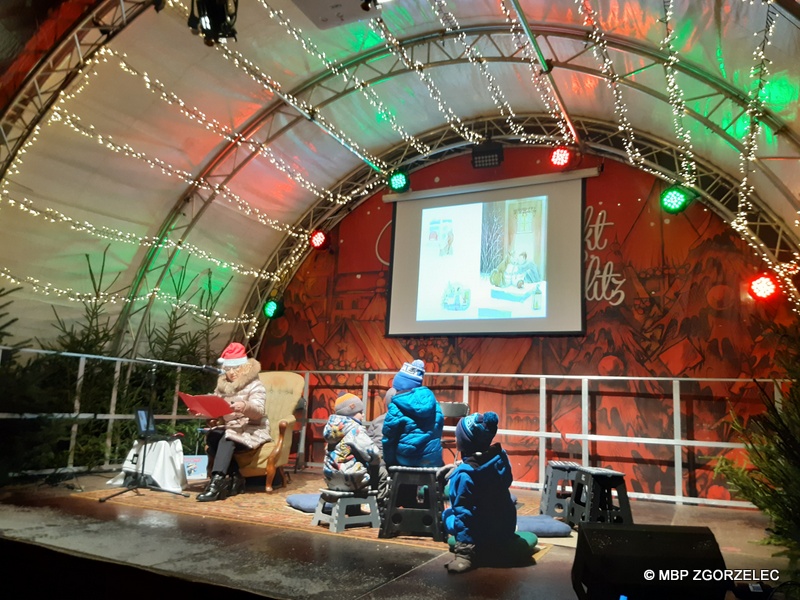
[
  {"x1": 309, "y1": 229, "x2": 330, "y2": 251},
  {"x1": 263, "y1": 296, "x2": 284, "y2": 319},
  {"x1": 550, "y1": 146, "x2": 573, "y2": 167},
  {"x1": 387, "y1": 169, "x2": 410, "y2": 193},
  {"x1": 748, "y1": 274, "x2": 779, "y2": 301},
  {"x1": 188, "y1": 0, "x2": 238, "y2": 46},
  {"x1": 471, "y1": 139, "x2": 504, "y2": 169},
  {"x1": 660, "y1": 186, "x2": 695, "y2": 214}
]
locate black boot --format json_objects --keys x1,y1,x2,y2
[
  {"x1": 230, "y1": 472, "x2": 246, "y2": 496},
  {"x1": 197, "y1": 473, "x2": 231, "y2": 502}
]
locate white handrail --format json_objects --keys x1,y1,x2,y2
[{"x1": 0, "y1": 346, "x2": 776, "y2": 507}]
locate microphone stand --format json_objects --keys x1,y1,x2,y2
[{"x1": 99, "y1": 357, "x2": 217, "y2": 502}]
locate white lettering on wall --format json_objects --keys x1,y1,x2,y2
[{"x1": 584, "y1": 206, "x2": 626, "y2": 306}]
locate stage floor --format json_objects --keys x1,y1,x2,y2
[{"x1": 0, "y1": 471, "x2": 792, "y2": 599}]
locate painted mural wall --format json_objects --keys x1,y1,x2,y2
[{"x1": 258, "y1": 147, "x2": 795, "y2": 500}]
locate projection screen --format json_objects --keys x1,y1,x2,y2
[{"x1": 386, "y1": 169, "x2": 595, "y2": 336}]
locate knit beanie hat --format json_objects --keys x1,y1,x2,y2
[
  {"x1": 393, "y1": 359, "x2": 425, "y2": 392},
  {"x1": 334, "y1": 393, "x2": 365, "y2": 418},
  {"x1": 456, "y1": 412, "x2": 499, "y2": 456},
  {"x1": 217, "y1": 342, "x2": 249, "y2": 368}
]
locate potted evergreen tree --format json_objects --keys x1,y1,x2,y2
[{"x1": 716, "y1": 324, "x2": 800, "y2": 574}]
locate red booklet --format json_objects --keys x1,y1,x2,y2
[{"x1": 178, "y1": 392, "x2": 233, "y2": 419}]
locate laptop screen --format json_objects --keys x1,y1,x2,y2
[{"x1": 134, "y1": 408, "x2": 157, "y2": 438}]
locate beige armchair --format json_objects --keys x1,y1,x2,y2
[{"x1": 233, "y1": 371, "x2": 305, "y2": 492}]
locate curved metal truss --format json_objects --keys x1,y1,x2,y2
[
  {"x1": 0, "y1": 0, "x2": 153, "y2": 175},
  {"x1": 239, "y1": 113, "x2": 800, "y2": 353},
  {"x1": 2, "y1": 9, "x2": 798, "y2": 354}
]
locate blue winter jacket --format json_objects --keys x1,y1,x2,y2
[
  {"x1": 381, "y1": 386, "x2": 444, "y2": 467},
  {"x1": 443, "y1": 444, "x2": 518, "y2": 547}
]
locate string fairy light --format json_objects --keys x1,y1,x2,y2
[
  {"x1": 725, "y1": 2, "x2": 800, "y2": 312},
  {"x1": 0, "y1": 265, "x2": 259, "y2": 326},
  {"x1": 575, "y1": 0, "x2": 645, "y2": 169},
  {"x1": 732, "y1": 0, "x2": 778, "y2": 231},
  {"x1": 258, "y1": 2, "x2": 432, "y2": 157},
  {"x1": 218, "y1": 45, "x2": 389, "y2": 174},
  {"x1": 370, "y1": 18, "x2": 482, "y2": 145},
  {"x1": 47, "y1": 103, "x2": 308, "y2": 237},
  {"x1": 166, "y1": 0, "x2": 387, "y2": 176},
  {"x1": 0, "y1": 50, "x2": 317, "y2": 320},
  {"x1": 1, "y1": 47, "x2": 386, "y2": 325},
  {"x1": 33, "y1": 49, "x2": 314, "y2": 237},
  {"x1": 106, "y1": 48, "x2": 362, "y2": 206},
  {"x1": 428, "y1": 0, "x2": 549, "y2": 144},
  {"x1": 497, "y1": 0, "x2": 575, "y2": 145},
  {"x1": 660, "y1": 0, "x2": 696, "y2": 188},
  {"x1": 0, "y1": 189, "x2": 287, "y2": 282},
  {"x1": 9, "y1": 0, "x2": 795, "y2": 324}
]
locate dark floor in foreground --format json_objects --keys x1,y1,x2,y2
[{"x1": 0, "y1": 472, "x2": 794, "y2": 600}]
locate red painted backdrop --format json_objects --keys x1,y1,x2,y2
[{"x1": 259, "y1": 148, "x2": 795, "y2": 499}]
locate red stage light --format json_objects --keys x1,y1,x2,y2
[
  {"x1": 550, "y1": 146, "x2": 574, "y2": 168},
  {"x1": 309, "y1": 229, "x2": 330, "y2": 251},
  {"x1": 748, "y1": 274, "x2": 779, "y2": 300}
]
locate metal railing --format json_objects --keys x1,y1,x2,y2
[
  {"x1": 297, "y1": 370, "x2": 772, "y2": 509},
  {"x1": 0, "y1": 347, "x2": 206, "y2": 471},
  {"x1": 0, "y1": 347, "x2": 773, "y2": 508}
]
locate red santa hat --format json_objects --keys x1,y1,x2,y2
[{"x1": 217, "y1": 342, "x2": 249, "y2": 368}]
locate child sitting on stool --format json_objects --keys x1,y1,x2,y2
[
  {"x1": 323, "y1": 393, "x2": 381, "y2": 493},
  {"x1": 381, "y1": 359, "x2": 444, "y2": 468},
  {"x1": 382, "y1": 359, "x2": 444, "y2": 508},
  {"x1": 443, "y1": 411, "x2": 537, "y2": 574}
]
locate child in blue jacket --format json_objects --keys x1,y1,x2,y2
[
  {"x1": 443, "y1": 411, "x2": 537, "y2": 573},
  {"x1": 381, "y1": 359, "x2": 444, "y2": 468}
]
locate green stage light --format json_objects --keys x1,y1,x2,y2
[
  {"x1": 387, "y1": 169, "x2": 410, "y2": 193},
  {"x1": 263, "y1": 297, "x2": 284, "y2": 319},
  {"x1": 660, "y1": 186, "x2": 695, "y2": 214}
]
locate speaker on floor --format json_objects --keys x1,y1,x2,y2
[{"x1": 571, "y1": 523, "x2": 729, "y2": 600}]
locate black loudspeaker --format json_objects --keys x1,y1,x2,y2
[{"x1": 571, "y1": 523, "x2": 729, "y2": 600}]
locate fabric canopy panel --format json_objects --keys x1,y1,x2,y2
[{"x1": 0, "y1": 0, "x2": 798, "y2": 353}]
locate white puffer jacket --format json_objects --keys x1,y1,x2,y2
[{"x1": 212, "y1": 358, "x2": 271, "y2": 449}]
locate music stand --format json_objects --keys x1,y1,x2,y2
[{"x1": 99, "y1": 407, "x2": 189, "y2": 502}]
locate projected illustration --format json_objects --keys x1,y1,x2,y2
[{"x1": 416, "y1": 196, "x2": 547, "y2": 321}]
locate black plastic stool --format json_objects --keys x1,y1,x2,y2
[
  {"x1": 540, "y1": 460, "x2": 581, "y2": 518},
  {"x1": 379, "y1": 466, "x2": 444, "y2": 541},
  {"x1": 567, "y1": 466, "x2": 633, "y2": 526}
]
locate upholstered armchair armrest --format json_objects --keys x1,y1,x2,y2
[{"x1": 264, "y1": 415, "x2": 296, "y2": 492}]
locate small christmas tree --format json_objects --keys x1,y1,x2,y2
[{"x1": 716, "y1": 324, "x2": 800, "y2": 571}]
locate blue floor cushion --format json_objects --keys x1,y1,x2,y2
[
  {"x1": 286, "y1": 493, "x2": 331, "y2": 514},
  {"x1": 517, "y1": 514, "x2": 573, "y2": 537}
]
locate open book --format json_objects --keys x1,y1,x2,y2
[{"x1": 178, "y1": 392, "x2": 233, "y2": 419}]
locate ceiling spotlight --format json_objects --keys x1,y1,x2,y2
[
  {"x1": 387, "y1": 169, "x2": 410, "y2": 193},
  {"x1": 188, "y1": 0, "x2": 238, "y2": 46},
  {"x1": 309, "y1": 229, "x2": 330, "y2": 251},
  {"x1": 361, "y1": 0, "x2": 377, "y2": 11},
  {"x1": 660, "y1": 185, "x2": 696, "y2": 214},
  {"x1": 471, "y1": 139, "x2": 504, "y2": 169}
]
